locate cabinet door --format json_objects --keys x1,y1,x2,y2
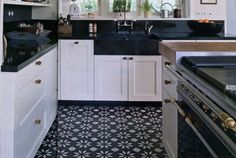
[
  {"x1": 128, "y1": 56, "x2": 162, "y2": 101},
  {"x1": 162, "y1": 90, "x2": 178, "y2": 158},
  {"x1": 59, "y1": 40, "x2": 94, "y2": 100},
  {"x1": 32, "y1": 0, "x2": 58, "y2": 20},
  {"x1": 95, "y1": 56, "x2": 128, "y2": 101}
]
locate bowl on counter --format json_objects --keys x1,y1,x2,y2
[{"x1": 187, "y1": 21, "x2": 224, "y2": 34}]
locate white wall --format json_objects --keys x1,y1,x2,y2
[
  {"x1": 190, "y1": 0, "x2": 226, "y2": 20},
  {"x1": 226, "y1": 0, "x2": 236, "y2": 34},
  {"x1": 0, "y1": 0, "x2": 3, "y2": 156}
]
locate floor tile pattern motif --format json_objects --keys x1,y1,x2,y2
[{"x1": 35, "y1": 105, "x2": 168, "y2": 158}]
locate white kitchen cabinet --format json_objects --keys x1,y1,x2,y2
[
  {"x1": 162, "y1": 56, "x2": 178, "y2": 158},
  {"x1": 59, "y1": 40, "x2": 94, "y2": 100},
  {"x1": 0, "y1": 47, "x2": 58, "y2": 158},
  {"x1": 94, "y1": 55, "x2": 162, "y2": 101},
  {"x1": 32, "y1": 0, "x2": 58, "y2": 20},
  {"x1": 95, "y1": 56, "x2": 128, "y2": 101},
  {"x1": 129, "y1": 56, "x2": 162, "y2": 101},
  {"x1": 4, "y1": 0, "x2": 51, "y2": 6}
]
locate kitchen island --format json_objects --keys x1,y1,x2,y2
[{"x1": 160, "y1": 42, "x2": 236, "y2": 158}]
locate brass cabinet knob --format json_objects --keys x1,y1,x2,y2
[
  {"x1": 35, "y1": 79, "x2": 42, "y2": 84},
  {"x1": 74, "y1": 41, "x2": 79, "y2": 44},
  {"x1": 164, "y1": 61, "x2": 171, "y2": 66},
  {"x1": 164, "y1": 80, "x2": 171, "y2": 85},
  {"x1": 35, "y1": 61, "x2": 42, "y2": 65},
  {"x1": 164, "y1": 99, "x2": 171, "y2": 104},
  {"x1": 35, "y1": 119, "x2": 41, "y2": 125}
]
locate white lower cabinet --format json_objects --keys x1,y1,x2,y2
[
  {"x1": 0, "y1": 47, "x2": 58, "y2": 158},
  {"x1": 59, "y1": 40, "x2": 94, "y2": 100},
  {"x1": 95, "y1": 56, "x2": 128, "y2": 101},
  {"x1": 162, "y1": 56, "x2": 178, "y2": 158},
  {"x1": 95, "y1": 55, "x2": 162, "y2": 101}
]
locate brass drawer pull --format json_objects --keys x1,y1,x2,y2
[
  {"x1": 164, "y1": 99, "x2": 171, "y2": 104},
  {"x1": 164, "y1": 80, "x2": 171, "y2": 85},
  {"x1": 35, "y1": 119, "x2": 41, "y2": 125},
  {"x1": 123, "y1": 57, "x2": 127, "y2": 60},
  {"x1": 74, "y1": 41, "x2": 79, "y2": 44},
  {"x1": 35, "y1": 61, "x2": 42, "y2": 65},
  {"x1": 35, "y1": 80, "x2": 42, "y2": 84}
]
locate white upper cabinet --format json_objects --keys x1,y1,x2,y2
[
  {"x1": 32, "y1": 0, "x2": 58, "y2": 20},
  {"x1": 59, "y1": 40, "x2": 94, "y2": 101},
  {"x1": 4, "y1": 0, "x2": 51, "y2": 6}
]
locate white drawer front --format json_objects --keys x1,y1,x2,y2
[
  {"x1": 15, "y1": 99, "x2": 46, "y2": 158},
  {"x1": 16, "y1": 57, "x2": 45, "y2": 92},
  {"x1": 15, "y1": 71, "x2": 46, "y2": 127},
  {"x1": 163, "y1": 71, "x2": 178, "y2": 99}
]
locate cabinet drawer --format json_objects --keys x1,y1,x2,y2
[
  {"x1": 16, "y1": 57, "x2": 45, "y2": 92},
  {"x1": 163, "y1": 72, "x2": 177, "y2": 98},
  {"x1": 15, "y1": 71, "x2": 46, "y2": 127},
  {"x1": 15, "y1": 99, "x2": 46, "y2": 158}
]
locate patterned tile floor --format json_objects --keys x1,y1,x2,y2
[{"x1": 35, "y1": 105, "x2": 168, "y2": 158}]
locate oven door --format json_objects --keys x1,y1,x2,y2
[{"x1": 177, "y1": 85, "x2": 236, "y2": 158}]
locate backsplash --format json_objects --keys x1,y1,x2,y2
[{"x1": 71, "y1": 20, "x2": 225, "y2": 34}]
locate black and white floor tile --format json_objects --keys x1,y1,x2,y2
[{"x1": 35, "y1": 105, "x2": 168, "y2": 158}]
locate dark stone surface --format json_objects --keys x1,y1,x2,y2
[
  {"x1": 1, "y1": 40, "x2": 57, "y2": 72},
  {"x1": 58, "y1": 20, "x2": 235, "y2": 41}
]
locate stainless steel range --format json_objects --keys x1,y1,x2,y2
[{"x1": 165, "y1": 56, "x2": 236, "y2": 158}]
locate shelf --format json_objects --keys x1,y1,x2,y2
[{"x1": 4, "y1": 0, "x2": 51, "y2": 7}]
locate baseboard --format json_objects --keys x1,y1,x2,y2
[{"x1": 58, "y1": 100, "x2": 162, "y2": 107}]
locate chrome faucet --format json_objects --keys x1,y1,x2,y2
[{"x1": 145, "y1": 22, "x2": 154, "y2": 34}]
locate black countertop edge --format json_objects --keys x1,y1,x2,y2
[
  {"x1": 58, "y1": 32, "x2": 236, "y2": 41},
  {"x1": 94, "y1": 53, "x2": 161, "y2": 56},
  {"x1": 1, "y1": 43, "x2": 57, "y2": 72}
]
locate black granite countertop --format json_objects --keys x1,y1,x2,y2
[
  {"x1": 1, "y1": 37, "x2": 57, "y2": 72},
  {"x1": 152, "y1": 32, "x2": 236, "y2": 40},
  {"x1": 58, "y1": 31, "x2": 236, "y2": 41}
]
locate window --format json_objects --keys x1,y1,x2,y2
[
  {"x1": 109, "y1": 0, "x2": 137, "y2": 12},
  {"x1": 73, "y1": 0, "x2": 98, "y2": 12}
]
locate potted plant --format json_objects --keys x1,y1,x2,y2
[
  {"x1": 140, "y1": 0, "x2": 153, "y2": 18},
  {"x1": 112, "y1": 0, "x2": 131, "y2": 12}
]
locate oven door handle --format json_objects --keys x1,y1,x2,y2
[
  {"x1": 165, "y1": 62, "x2": 236, "y2": 133},
  {"x1": 185, "y1": 117, "x2": 219, "y2": 158},
  {"x1": 171, "y1": 98, "x2": 186, "y2": 117}
]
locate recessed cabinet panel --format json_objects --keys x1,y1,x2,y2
[
  {"x1": 59, "y1": 40, "x2": 94, "y2": 100},
  {"x1": 129, "y1": 56, "x2": 162, "y2": 101},
  {"x1": 94, "y1": 55, "x2": 162, "y2": 101},
  {"x1": 162, "y1": 90, "x2": 178, "y2": 158},
  {"x1": 95, "y1": 56, "x2": 128, "y2": 101}
]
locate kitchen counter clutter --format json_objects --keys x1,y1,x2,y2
[{"x1": 1, "y1": 37, "x2": 57, "y2": 72}]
